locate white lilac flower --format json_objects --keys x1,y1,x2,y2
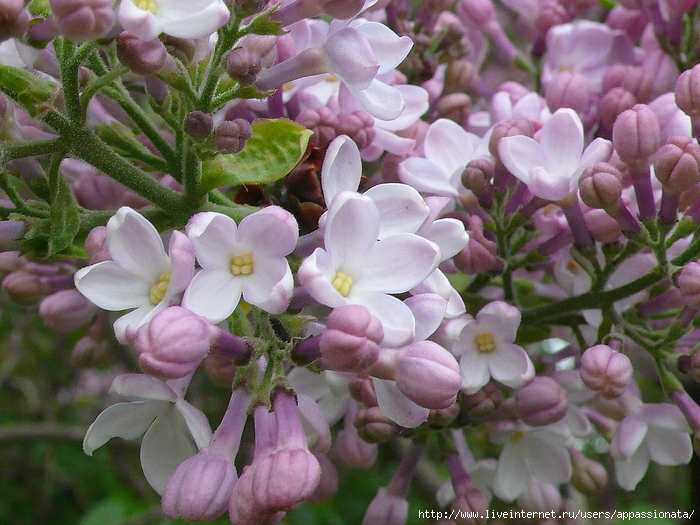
[
  {"x1": 74, "y1": 206, "x2": 195, "y2": 343},
  {"x1": 398, "y1": 118, "x2": 491, "y2": 199},
  {"x1": 610, "y1": 402, "x2": 692, "y2": 491},
  {"x1": 83, "y1": 373, "x2": 212, "y2": 494},
  {"x1": 491, "y1": 421, "x2": 573, "y2": 502},
  {"x1": 498, "y1": 108, "x2": 613, "y2": 202},
  {"x1": 118, "y1": 0, "x2": 230, "y2": 41},
  {"x1": 454, "y1": 300, "x2": 534, "y2": 394},
  {"x1": 298, "y1": 191, "x2": 441, "y2": 347},
  {"x1": 182, "y1": 206, "x2": 298, "y2": 323}
]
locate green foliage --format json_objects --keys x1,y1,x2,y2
[
  {"x1": 48, "y1": 175, "x2": 80, "y2": 256},
  {"x1": 201, "y1": 119, "x2": 312, "y2": 194},
  {"x1": 0, "y1": 64, "x2": 58, "y2": 117}
]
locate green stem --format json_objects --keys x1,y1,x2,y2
[
  {"x1": 0, "y1": 171, "x2": 50, "y2": 218},
  {"x1": 42, "y1": 111, "x2": 184, "y2": 214},
  {"x1": 197, "y1": 16, "x2": 243, "y2": 112},
  {"x1": 182, "y1": 138, "x2": 203, "y2": 206},
  {"x1": 521, "y1": 267, "x2": 665, "y2": 324},
  {"x1": 80, "y1": 66, "x2": 128, "y2": 109},
  {"x1": 0, "y1": 138, "x2": 67, "y2": 163}
]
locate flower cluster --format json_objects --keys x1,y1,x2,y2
[{"x1": 4, "y1": 0, "x2": 700, "y2": 523}]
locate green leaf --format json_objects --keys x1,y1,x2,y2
[
  {"x1": 201, "y1": 119, "x2": 312, "y2": 194},
  {"x1": 0, "y1": 64, "x2": 57, "y2": 117},
  {"x1": 48, "y1": 176, "x2": 80, "y2": 256},
  {"x1": 244, "y1": 12, "x2": 284, "y2": 36}
]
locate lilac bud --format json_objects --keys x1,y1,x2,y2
[
  {"x1": 652, "y1": 136, "x2": 700, "y2": 194},
  {"x1": 361, "y1": 487, "x2": 408, "y2": 525},
  {"x1": 49, "y1": 0, "x2": 115, "y2": 42},
  {"x1": 534, "y1": 1, "x2": 569, "y2": 45},
  {"x1": 0, "y1": 0, "x2": 27, "y2": 41},
  {"x1": 204, "y1": 353, "x2": 238, "y2": 386},
  {"x1": 355, "y1": 406, "x2": 399, "y2": 443},
  {"x1": 443, "y1": 60, "x2": 474, "y2": 95},
  {"x1": 458, "y1": 383, "x2": 503, "y2": 423},
  {"x1": 213, "y1": 119, "x2": 253, "y2": 155},
  {"x1": 296, "y1": 107, "x2": 338, "y2": 148},
  {"x1": 579, "y1": 162, "x2": 624, "y2": 210},
  {"x1": 183, "y1": 111, "x2": 214, "y2": 140},
  {"x1": 583, "y1": 206, "x2": 623, "y2": 244},
  {"x1": 677, "y1": 262, "x2": 700, "y2": 309},
  {"x1": 252, "y1": 447, "x2": 321, "y2": 512},
  {"x1": 0, "y1": 220, "x2": 25, "y2": 252},
  {"x1": 209, "y1": 328, "x2": 252, "y2": 364},
  {"x1": 446, "y1": 453, "x2": 488, "y2": 525},
  {"x1": 453, "y1": 215, "x2": 500, "y2": 274},
  {"x1": 580, "y1": 344, "x2": 633, "y2": 399},
  {"x1": 39, "y1": 289, "x2": 98, "y2": 332},
  {"x1": 336, "y1": 111, "x2": 376, "y2": 151},
  {"x1": 612, "y1": 104, "x2": 661, "y2": 163},
  {"x1": 461, "y1": 158, "x2": 494, "y2": 206},
  {"x1": 517, "y1": 478, "x2": 562, "y2": 513},
  {"x1": 456, "y1": 0, "x2": 495, "y2": 30},
  {"x1": 569, "y1": 448, "x2": 608, "y2": 494},
  {"x1": 545, "y1": 71, "x2": 590, "y2": 114},
  {"x1": 226, "y1": 47, "x2": 263, "y2": 87},
  {"x1": 334, "y1": 420, "x2": 378, "y2": 469},
  {"x1": 514, "y1": 376, "x2": 569, "y2": 426},
  {"x1": 84, "y1": 226, "x2": 110, "y2": 264},
  {"x1": 116, "y1": 32, "x2": 167, "y2": 75},
  {"x1": 2, "y1": 271, "x2": 73, "y2": 304},
  {"x1": 0, "y1": 252, "x2": 24, "y2": 278},
  {"x1": 162, "y1": 35, "x2": 197, "y2": 65},
  {"x1": 598, "y1": 87, "x2": 637, "y2": 137},
  {"x1": 162, "y1": 449, "x2": 237, "y2": 521},
  {"x1": 394, "y1": 341, "x2": 461, "y2": 410},
  {"x1": 320, "y1": 304, "x2": 383, "y2": 372},
  {"x1": 602, "y1": 65, "x2": 652, "y2": 103},
  {"x1": 435, "y1": 93, "x2": 472, "y2": 127},
  {"x1": 675, "y1": 64, "x2": 700, "y2": 119},
  {"x1": 606, "y1": 5, "x2": 648, "y2": 42},
  {"x1": 428, "y1": 402, "x2": 460, "y2": 427},
  {"x1": 134, "y1": 306, "x2": 213, "y2": 379},
  {"x1": 488, "y1": 118, "x2": 535, "y2": 161},
  {"x1": 349, "y1": 375, "x2": 379, "y2": 407}
]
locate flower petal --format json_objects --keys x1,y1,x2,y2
[
  {"x1": 487, "y1": 343, "x2": 534, "y2": 390},
  {"x1": 324, "y1": 27, "x2": 379, "y2": 90},
  {"x1": 238, "y1": 206, "x2": 299, "y2": 258},
  {"x1": 355, "y1": 22, "x2": 413, "y2": 73},
  {"x1": 405, "y1": 293, "x2": 447, "y2": 342},
  {"x1": 398, "y1": 156, "x2": 459, "y2": 197},
  {"x1": 493, "y1": 440, "x2": 529, "y2": 502},
  {"x1": 83, "y1": 401, "x2": 162, "y2": 454},
  {"x1": 526, "y1": 434, "x2": 572, "y2": 485},
  {"x1": 364, "y1": 183, "x2": 430, "y2": 238},
  {"x1": 373, "y1": 378, "x2": 429, "y2": 428},
  {"x1": 645, "y1": 426, "x2": 692, "y2": 466},
  {"x1": 322, "y1": 136, "x2": 362, "y2": 204},
  {"x1": 424, "y1": 119, "x2": 478, "y2": 177},
  {"x1": 111, "y1": 373, "x2": 178, "y2": 402},
  {"x1": 175, "y1": 398, "x2": 213, "y2": 450},
  {"x1": 539, "y1": 108, "x2": 584, "y2": 177},
  {"x1": 298, "y1": 248, "x2": 347, "y2": 308},
  {"x1": 349, "y1": 79, "x2": 405, "y2": 121},
  {"x1": 74, "y1": 261, "x2": 149, "y2": 311},
  {"x1": 352, "y1": 291, "x2": 415, "y2": 347},
  {"x1": 186, "y1": 212, "x2": 238, "y2": 270},
  {"x1": 182, "y1": 269, "x2": 243, "y2": 323},
  {"x1": 610, "y1": 414, "x2": 648, "y2": 461},
  {"x1": 498, "y1": 135, "x2": 545, "y2": 186},
  {"x1": 107, "y1": 207, "x2": 169, "y2": 279},
  {"x1": 614, "y1": 447, "x2": 650, "y2": 491},
  {"x1": 459, "y1": 350, "x2": 491, "y2": 395}
]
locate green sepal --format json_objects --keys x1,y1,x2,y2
[
  {"x1": 0, "y1": 64, "x2": 58, "y2": 117},
  {"x1": 244, "y1": 12, "x2": 285, "y2": 36},
  {"x1": 200, "y1": 118, "x2": 312, "y2": 194},
  {"x1": 48, "y1": 176, "x2": 80, "y2": 256}
]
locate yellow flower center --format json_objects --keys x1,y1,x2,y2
[
  {"x1": 511, "y1": 431, "x2": 525, "y2": 442},
  {"x1": 332, "y1": 271, "x2": 353, "y2": 297},
  {"x1": 230, "y1": 253, "x2": 253, "y2": 276},
  {"x1": 149, "y1": 272, "x2": 170, "y2": 305},
  {"x1": 134, "y1": 0, "x2": 158, "y2": 12},
  {"x1": 474, "y1": 332, "x2": 497, "y2": 353},
  {"x1": 566, "y1": 259, "x2": 580, "y2": 273}
]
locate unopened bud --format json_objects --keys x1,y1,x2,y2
[
  {"x1": 320, "y1": 304, "x2": 383, "y2": 372},
  {"x1": 39, "y1": 289, "x2": 98, "y2": 332},
  {"x1": 514, "y1": 376, "x2": 569, "y2": 426},
  {"x1": 612, "y1": 104, "x2": 661, "y2": 163},
  {"x1": 579, "y1": 162, "x2": 624, "y2": 209},
  {"x1": 675, "y1": 64, "x2": 700, "y2": 119},
  {"x1": 213, "y1": 119, "x2": 253, "y2": 155},
  {"x1": 226, "y1": 47, "x2": 263, "y2": 87},
  {"x1": 183, "y1": 111, "x2": 214, "y2": 140},
  {"x1": 116, "y1": 32, "x2": 167, "y2": 75},
  {"x1": 652, "y1": 136, "x2": 700, "y2": 193},
  {"x1": 355, "y1": 406, "x2": 400, "y2": 443},
  {"x1": 49, "y1": 0, "x2": 115, "y2": 41},
  {"x1": 545, "y1": 71, "x2": 590, "y2": 113},
  {"x1": 677, "y1": 262, "x2": 700, "y2": 310},
  {"x1": 602, "y1": 65, "x2": 652, "y2": 103},
  {"x1": 580, "y1": 344, "x2": 633, "y2": 399}
]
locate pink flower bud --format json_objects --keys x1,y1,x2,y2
[
  {"x1": 39, "y1": 289, "x2": 98, "y2": 332},
  {"x1": 443, "y1": 60, "x2": 475, "y2": 95},
  {"x1": 49, "y1": 0, "x2": 115, "y2": 42},
  {"x1": 518, "y1": 478, "x2": 562, "y2": 513},
  {"x1": 570, "y1": 448, "x2": 608, "y2": 494},
  {"x1": 116, "y1": 32, "x2": 167, "y2": 75},
  {"x1": 612, "y1": 104, "x2": 661, "y2": 163},
  {"x1": 535, "y1": 1, "x2": 569, "y2": 44},
  {"x1": 84, "y1": 226, "x2": 109, "y2": 263},
  {"x1": 354, "y1": 406, "x2": 399, "y2": 443},
  {"x1": 296, "y1": 107, "x2": 338, "y2": 149},
  {"x1": 2, "y1": 271, "x2": 73, "y2": 304},
  {"x1": 675, "y1": 64, "x2": 700, "y2": 119},
  {"x1": 226, "y1": 47, "x2": 263, "y2": 87},
  {"x1": 435, "y1": 93, "x2": 472, "y2": 128},
  {"x1": 0, "y1": 0, "x2": 28, "y2": 41},
  {"x1": 394, "y1": 341, "x2": 461, "y2": 410},
  {"x1": 336, "y1": 111, "x2": 376, "y2": 151},
  {"x1": 652, "y1": 136, "x2": 700, "y2": 194},
  {"x1": 580, "y1": 344, "x2": 633, "y2": 399},
  {"x1": 456, "y1": 0, "x2": 495, "y2": 30},
  {"x1": 334, "y1": 420, "x2": 378, "y2": 469},
  {"x1": 0, "y1": 220, "x2": 25, "y2": 252},
  {"x1": 320, "y1": 304, "x2": 383, "y2": 372},
  {"x1": 677, "y1": 262, "x2": 700, "y2": 309},
  {"x1": 453, "y1": 215, "x2": 500, "y2": 274},
  {"x1": 606, "y1": 5, "x2": 649, "y2": 42},
  {"x1": 361, "y1": 487, "x2": 408, "y2": 525},
  {"x1": 488, "y1": 118, "x2": 535, "y2": 161},
  {"x1": 579, "y1": 162, "x2": 624, "y2": 210},
  {"x1": 583, "y1": 206, "x2": 622, "y2": 244},
  {"x1": 252, "y1": 448, "x2": 322, "y2": 512},
  {"x1": 162, "y1": 449, "x2": 237, "y2": 521},
  {"x1": 598, "y1": 87, "x2": 637, "y2": 137},
  {"x1": 458, "y1": 382, "x2": 503, "y2": 423},
  {"x1": 545, "y1": 71, "x2": 590, "y2": 114},
  {"x1": 602, "y1": 65, "x2": 652, "y2": 103},
  {"x1": 209, "y1": 328, "x2": 252, "y2": 365},
  {"x1": 514, "y1": 376, "x2": 569, "y2": 426},
  {"x1": 447, "y1": 453, "x2": 488, "y2": 525},
  {"x1": 134, "y1": 306, "x2": 213, "y2": 379},
  {"x1": 213, "y1": 119, "x2": 253, "y2": 154}
]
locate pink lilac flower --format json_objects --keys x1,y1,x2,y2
[
  {"x1": 498, "y1": 107, "x2": 612, "y2": 202},
  {"x1": 298, "y1": 191, "x2": 441, "y2": 347},
  {"x1": 454, "y1": 300, "x2": 535, "y2": 394},
  {"x1": 74, "y1": 206, "x2": 194, "y2": 343},
  {"x1": 182, "y1": 207, "x2": 298, "y2": 323}
]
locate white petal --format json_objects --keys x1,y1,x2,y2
[
  {"x1": 350, "y1": 79, "x2": 405, "y2": 121},
  {"x1": 107, "y1": 207, "x2": 169, "y2": 279},
  {"x1": 614, "y1": 448, "x2": 650, "y2": 491},
  {"x1": 355, "y1": 22, "x2": 413, "y2": 73},
  {"x1": 324, "y1": 27, "x2": 379, "y2": 90},
  {"x1": 405, "y1": 293, "x2": 447, "y2": 341},
  {"x1": 353, "y1": 292, "x2": 415, "y2": 347},
  {"x1": 113, "y1": 305, "x2": 160, "y2": 344},
  {"x1": 422, "y1": 218, "x2": 470, "y2": 259},
  {"x1": 74, "y1": 261, "x2": 149, "y2": 311},
  {"x1": 187, "y1": 212, "x2": 238, "y2": 270},
  {"x1": 239, "y1": 206, "x2": 298, "y2": 257},
  {"x1": 373, "y1": 378, "x2": 429, "y2": 428},
  {"x1": 424, "y1": 119, "x2": 477, "y2": 176},
  {"x1": 493, "y1": 441, "x2": 529, "y2": 501},
  {"x1": 645, "y1": 427, "x2": 692, "y2": 466},
  {"x1": 151, "y1": 0, "x2": 230, "y2": 39},
  {"x1": 526, "y1": 435, "x2": 572, "y2": 485},
  {"x1": 498, "y1": 135, "x2": 545, "y2": 185},
  {"x1": 83, "y1": 401, "x2": 162, "y2": 454},
  {"x1": 297, "y1": 394, "x2": 332, "y2": 453},
  {"x1": 243, "y1": 258, "x2": 293, "y2": 313},
  {"x1": 459, "y1": 351, "x2": 490, "y2": 395},
  {"x1": 375, "y1": 85, "x2": 429, "y2": 131},
  {"x1": 364, "y1": 183, "x2": 430, "y2": 238},
  {"x1": 111, "y1": 373, "x2": 177, "y2": 402},
  {"x1": 539, "y1": 108, "x2": 583, "y2": 177},
  {"x1": 398, "y1": 157, "x2": 459, "y2": 197},
  {"x1": 140, "y1": 410, "x2": 199, "y2": 494},
  {"x1": 322, "y1": 136, "x2": 362, "y2": 204},
  {"x1": 611, "y1": 414, "x2": 648, "y2": 460},
  {"x1": 488, "y1": 344, "x2": 535, "y2": 389},
  {"x1": 357, "y1": 233, "x2": 440, "y2": 293},
  {"x1": 182, "y1": 269, "x2": 243, "y2": 323},
  {"x1": 175, "y1": 398, "x2": 213, "y2": 450}
]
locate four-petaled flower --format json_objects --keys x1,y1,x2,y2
[{"x1": 74, "y1": 206, "x2": 195, "y2": 343}]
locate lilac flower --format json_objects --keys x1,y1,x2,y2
[
  {"x1": 74, "y1": 207, "x2": 195, "y2": 343},
  {"x1": 182, "y1": 207, "x2": 298, "y2": 323},
  {"x1": 118, "y1": 0, "x2": 230, "y2": 41},
  {"x1": 610, "y1": 402, "x2": 692, "y2": 490},
  {"x1": 454, "y1": 301, "x2": 534, "y2": 394},
  {"x1": 298, "y1": 192, "x2": 441, "y2": 347},
  {"x1": 83, "y1": 373, "x2": 212, "y2": 494},
  {"x1": 498, "y1": 108, "x2": 612, "y2": 202},
  {"x1": 491, "y1": 421, "x2": 573, "y2": 502}
]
